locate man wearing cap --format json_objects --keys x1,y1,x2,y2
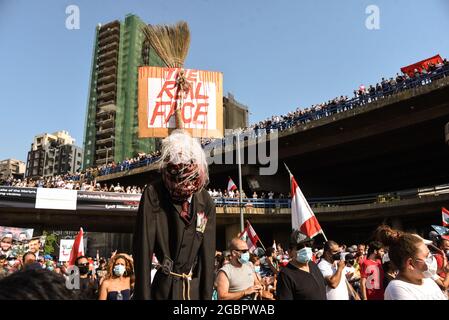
[
  {"x1": 276, "y1": 230, "x2": 326, "y2": 300},
  {"x1": 133, "y1": 130, "x2": 216, "y2": 300}
]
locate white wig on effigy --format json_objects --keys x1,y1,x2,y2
[{"x1": 157, "y1": 129, "x2": 209, "y2": 180}]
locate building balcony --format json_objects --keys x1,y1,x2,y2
[
  {"x1": 97, "y1": 99, "x2": 116, "y2": 108},
  {"x1": 97, "y1": 90, "x2": 115, "y2": 101},
  {"x1": 97, "y1": 104, "x2": 116, "y2": 114},
  {"x1": 97, "y1": 65, "x2": 117, "y2": 77},
  {"x1": 96, "y1": 127, "x2": 115, "y2": 136},
  {"x1": 97, "y1": 57, "x2": 117, "y2": 69},
  {"x1": 99, "y1": 21, "x2": 120, "y2": 34},
  {"x1": 96, "y1": 117, "x2": 114, "y2": 128},
  {"x1": 97, "y1": 82, "x2": 116, "y2": 93},
  {"x1": 95, "y1": 109, "x2": 115, "y2": 121},
  {"x1": 97, "y1": 74, "x2": 116, "y2": 87},
  {"x1": 95, "y1": 147, "x2": 114, "y2": 156},
  {"x1": 98, "y1": 50, "x2": 117, "y2": 62},
  {"x1": 96, "y1": 135, "x2": 115, "y2": 144},
  {"x1": 98, "y1": 42, "x2": 119, "y2": 55},
  {"x1": 98, "y1": 33, "x2": 119, "y2": 47}
]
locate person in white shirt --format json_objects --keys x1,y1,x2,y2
[
  {"x1": 317, "y1": 240, "x2": 349, "y2": 300},
  {"x1": 374, "y1": 225, "x2": 447, "y2": 300}
]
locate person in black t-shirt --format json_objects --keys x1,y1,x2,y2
[{"x1": 276, "y1": 230, "x2": 327, "y2": 300}]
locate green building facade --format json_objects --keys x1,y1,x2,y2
[{"x1": 83, "y1": 14, "x2": 165, "y2": 168}]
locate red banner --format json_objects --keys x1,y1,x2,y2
[{"x1": 400, "y1": 54, "x2": 443, "y2": 77}]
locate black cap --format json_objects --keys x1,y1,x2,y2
[
  {"x1": 345, "y1": 253, "x2": 356, "y2": 261},
  {"x1": 290, "y1": 230, "x2": 313, "y2": 246}
]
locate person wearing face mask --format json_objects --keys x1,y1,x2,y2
[
  {"x1": 276, "y1": 230, "x2": 326, "y2": 300},
  {"x1": 360, "y1": 241, "x2": 385, "y2": 300},
  {"x1": 431, "y1": 233, "x2": 449, "y2": 291},
  {"x1": 344, "y1": 253, "x2": 361, "y2": 293},
  {"x1": 261, "y1": 247, "x2": 279, "y2": 277},
  {"x1": 317, "y1": 240, "x2": 349, "y2": 300},
  {"x1": 75, "y1": 256, "x2": 98, "y2": 300},
  {"x1": 250, "y1": 255, "x2": 275, "y2": 300},
  {"x1": 215, "y1": 238, "x2": 262, "y2": 300},
  {"x1": 374, "y1": 225, "x2": 447, "y2": 300},
  {"x1": 99, "y1": 254, "x2": 134, "y2": 300}
]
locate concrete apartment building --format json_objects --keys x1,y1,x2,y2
[{"x1": 25, "y1": 130, "x2": 83, "y2": 178}]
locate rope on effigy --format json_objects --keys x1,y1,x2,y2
[
  {"x1": 169, "y1": 271, "x2": 193, "y2": 300},
  {"x1": 174, "y1": 69, "x2": 191, "y2": 129}
]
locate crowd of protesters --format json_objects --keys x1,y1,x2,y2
[
  {"x1": 213, "y1": 226, "x2": 449, "y2": 300},
  {"x1": 0, "y1": 223, "x2": 448, "y2": 300}
]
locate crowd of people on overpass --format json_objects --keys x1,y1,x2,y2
[
  {"x1": 75, "y1": 55, "x2": 449, "y2": 174},
  {"x1": 1, "y1": 225, "x2": 448, "y2": 300},
  {"x1": 0, "y1": 176, "x2": 143, "y2": 194}
]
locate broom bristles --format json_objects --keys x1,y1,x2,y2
[{"x1": 142, "y1": 21, "x2": 190, "y2": 68}]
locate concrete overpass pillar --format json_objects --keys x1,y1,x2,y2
[{"x1": 225, "y1": 223, "x2": 241, "y2": 248}]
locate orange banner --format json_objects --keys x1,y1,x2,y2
[{"x1": 138, "y1": 66, "x2": 223, "y2": 138}]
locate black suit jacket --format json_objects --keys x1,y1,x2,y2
[{"x1": 132, "y1": 179, "x2": 216, "y2": 300}]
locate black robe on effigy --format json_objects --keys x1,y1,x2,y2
[{"x1": 132, "y1": 179, "x2": 216, "y2": 300}]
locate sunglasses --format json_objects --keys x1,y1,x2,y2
[{"x1": 234, "y1": 249, "x2": 249, "y2": 254}]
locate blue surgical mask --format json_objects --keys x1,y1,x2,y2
[
  {"x1": 238, "y1": 252, "x2": 250, "y2": 264},
  {"x1": 47, "y1": 266, "x2": 54, "y2": 272},
  {"x1": 254, "y1": 266, "x2": 261, "y2": 273},
  {"x1": 296, "y1": 247, "x2": 313, "y2": 264},
  {"x1": 113, "y1": 264, "x2": 126, "y2": 276}
]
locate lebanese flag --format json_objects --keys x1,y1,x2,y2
[
  {"x1": 442, "y1": 207, "x2": 449, "y2": 227},
  {"x1": 290, "y1": 174, "x2": 323, "y2": 238},
  {"x1": 238, "y1": 221, "x2": 259, "y2": 253},
  {"x1": 227, "y1": 177, "x2": 237, "y2": 192},
  {"x1": 68, "y1": 228, "x2": 85, "y2": 266}
]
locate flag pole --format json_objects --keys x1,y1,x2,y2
[
  {"x1": 237, "y1": 130, "x2": 244, "y2": 232},
  {"x1": 284, "y1": 162, "x2": 329, "y2": 243}
]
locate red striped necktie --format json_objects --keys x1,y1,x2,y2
[{"x1": 179, "y1": 200, "x2": 191, "y2": 223}]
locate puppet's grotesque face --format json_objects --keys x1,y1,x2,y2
[{"x1": 162, "y1": 159, "x2": 206, "y2": 202}]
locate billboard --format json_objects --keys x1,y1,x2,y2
[
  {"x1": 0, "y1": 187, "x2": 140, "y2": 212},
  {"x1": 138, "y1": 66, "x2": 223, "y2": 138}
]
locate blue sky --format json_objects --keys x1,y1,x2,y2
[{"x1": 0, "y1": 0, "x2": 448, "y2": 162}]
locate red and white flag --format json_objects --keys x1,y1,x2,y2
[
  {"x1": 289, "y1": 173, "x2": 323, "y2": 238},
  {"x1": 238, "y1": 221, "x2": 259, "y2": 253},
  {"x1": 68, "y1": 228, "x2": 85, "y2": 266},
  {"x1": 442, "y1": 207, "x2": 449, "y2": 227},
  {"x1": 227, "y1": 177, "x2": 237, "y2": 192}
]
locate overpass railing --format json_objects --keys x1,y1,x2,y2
[{"x1": 212, "y1": 184, "x2": 449, "y2": 210}]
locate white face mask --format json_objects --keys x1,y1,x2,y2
[
  {"x1": 8, "y1": 260, "x2": 15, "y2": 267},
  {"x1": 422, "y1": 254, "x2": 437, "y2": 279}
]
